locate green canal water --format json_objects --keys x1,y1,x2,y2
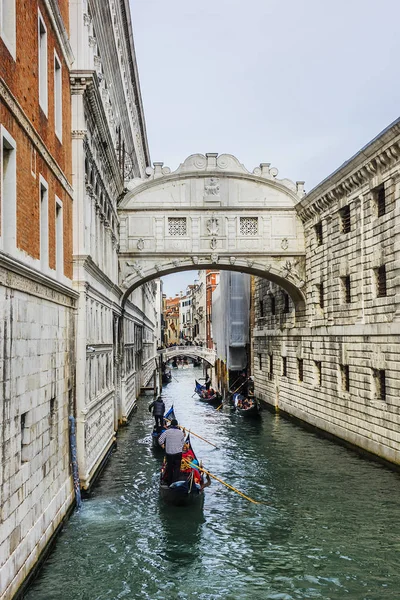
[{"x1": 25, "y1": 367, "x2": 400, "y2": 600}]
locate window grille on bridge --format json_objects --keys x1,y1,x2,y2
[
  {"x1": 315, "y1": 221, "x2": 323, "y2": 245},
  {"x1": 168, "y1": 217, "x2": 187, "y2": 236},
  {"x1": 240, "y1": 216, "x2": 258, "y2": 236},
  {"x1": 340, "y1": 364, "x2": 350, "y2": 392},
  {"x1": 314, "y1": 361, "x2": 322, "y2": 387},
  {"x1": 341, "y1": 275, "x2": 351, "y2": 304},
  {"x1": 297, "y1": 358, "x2": 304, "y2": 382},
  {"x1": 373, "y1": 369, "x2": 386, "y2": 401}
]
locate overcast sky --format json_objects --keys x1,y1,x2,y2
[{"x1": 130, "y1": 0, "x2": 400, "y2": 296}]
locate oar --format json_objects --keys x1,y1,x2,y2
[
  {"x1": 164, "y1": 418, "x2": 219, "y2": 449},
  {"x1": 188, "y1": 462, "x2": 268, "y2": 505},
  {"x1": 216, "y1": 403, "x2": 223, "y2": 411}
]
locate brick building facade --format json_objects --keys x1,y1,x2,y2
[{"x1": 0, "y1": 2, "x2": 76, "y2": 598}]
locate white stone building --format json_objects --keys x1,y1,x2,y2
[
  {"x1": 69, "y1": 0, "x2": 158, "y2": 489},
  {"x1": 253, "y1": 118, "x2": 400, "y2": 467}
]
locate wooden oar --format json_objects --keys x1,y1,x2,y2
[
  {"x1": 216, "y1": 403, "x2": 223, "y2": 411},
  {"x1": 164, "y1": 418, "x2": 219, "y2": 449},
  {"x1": 187, "y1": 461, "x2": 267, "y2": 505}
]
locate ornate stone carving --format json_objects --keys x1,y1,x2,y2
[
  {"x1": 281, "y1": 238, "x2": 289, "y2": 250},
  {"x1": 126, "y1": 261, "x2": 144, "y2": 277},
  {"x1": 211, "y1": 253, "x2": 219, "y2": 263},
  {"x1": 154, "y1": 264, "x2": 161, "y2": 272},
  {"x1": 172, "y1": 259, "x2": 180, "y2": 268},
  {"x1": 192, "y1": 256, "x2": 199, "y2": 264},
  {"x1": 229, "y1": 256, "x2": 236, "y2": 265},
  {"x1": 206, "y1": 216, "x2": 219, "y2": 235},
  {"x1": 281, "y1": 260, "x2": 305, "y2": 288},
  {"x1": 137, "y1": 238, "x2": 144, "y2": 251},
  {"x1": 204, "y1": 178, "x2": 220, "y2": 197},
  {"x1": 247, "y1": 260, "x2": 254, "y2": 268},
  {"x1": 210, "y1": 237, "x2": 217, "y2": 250}
]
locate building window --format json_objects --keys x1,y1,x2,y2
[
  {"x1": 38, "y1": 11, "x2": 48, "y2": 114},
  {"x1": 282, "y1": 356, "x2": 287, "y2": 377},
  {"x1": 375, "y1": 265, "x2": 387, "y2": 298},
  {"x1": 340, "y1": 364, "x2": 350, "y2": 392},
  {"x1": 314, "y1": 361, "x2": 322, "y2": 387},
  {"x1": 168, "y1": 217, "x2": 186, "y2": 236},
  {"x1": 374, "y1": 184, "x2": 386, "y2": 218},
  {"x1": 268, "y1": 354, "x2": 273, "y2": 380},
  {"x1": 270, "y1": 295, "x2": 275, "y2": 315},
  {"x1": 240, "y1": 216, "x2": 258, "y2": 236},
  {"x1": 55, "y1": 197, "x2": 63, "y2": 277},
  {"x1": 259, "y1": 299, "x2": 264, "y2": 318},
  {"x1": 0, "y1": 0, "x2": 16, "y2": 58},
  {"x1": 340, "y1": 205, "x2": 351, "y2": 234},
  {"x1": 373, "y1": 369, "x2": 386, "y2": 401},
  {"x1": 317, "y1": 283, "x2": 324, "y2": 309},
  {"x1": 1, "y1": 126, "x2": 17, "y2": 252},
  {"x1": 21, "y1": 412, "x2": 29, "y2": 463},
  {"x1": 283, "y1": 293, "x2": 290, "y2": 314},
  {"x1": 341, "y1": 275, "x2": 351, "y2": 304},
  {"x1": 39, "y1": 177, "x2": 49, "y2": 270},
  {"x1": 258, "y1": 353, "x2": 262, "y2": 371},
  {"x1": 297, "y1": 358, "x2": 304, "y2": 382},
  {"x1": 54, "y1": 51, "x2": 62, "y2": 140},
  {"x1": 49, "y1": 397, "x2": 56, "y2": 440},
  {"x1": 315, "y1": 221, "x2": 323, "y2": 245}
]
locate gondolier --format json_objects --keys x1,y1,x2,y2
[
  {"x1": 148, "y1": 396, "x2": 165, "y2": 429},
  {"x1": 158, "y1": 419, "x2": 185, "y2": 485}
]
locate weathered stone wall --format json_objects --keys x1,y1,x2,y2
[
  {"x1": 0, "y1": 272, "x2": 76, "y2": 599},
  {"x1": 253, "y1": 119, "x2": 400, "y2": 466}
]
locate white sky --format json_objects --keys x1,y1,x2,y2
[{"x1": 130, "y1": 0, "x2": 400, "y2": 295}]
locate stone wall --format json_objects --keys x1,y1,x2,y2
[
  {"x1": 0, "y1": 268, "x2": 76, "y2": 599},
  {"x1": 253, "y1": 118, "x2": 400, "y2": 466}
]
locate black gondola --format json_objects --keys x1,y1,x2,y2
[
  {"x1": 159, "y1": 436, "x2": 205, "y2": 507},
  {"x1": 162, "y1": 369, "x2": 172, "y2": 384},
  {"x1": 151, "y1": 406, "x2": 176, "y2": 450},
  {"x1": 233, "y1": 393, "x2": 259, "y2": 417},
  {"x1": 194, "y1": 380, "x2": 222, "y2": 406}
]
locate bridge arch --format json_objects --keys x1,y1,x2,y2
[
  {"x1": 159, "y1": 345, "x2": 216, "y2": 367},
  {"x1": 118, "y1": 153, "x2": 306, "y2": 309}
]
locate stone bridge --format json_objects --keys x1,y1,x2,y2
[
  {"x1": 118, "y1": 153, "x2": 306, "y2": 309},
  {"x1": 159, "y1": 345, "x2": 217, "y2": 366}
]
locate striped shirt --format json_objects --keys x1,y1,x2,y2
[{"x1": 158, "y1": 427, "x2": 185, "y2": 455}]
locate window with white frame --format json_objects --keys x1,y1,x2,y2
[
  {"x1": 38, "y1": 11, "x2": 48, "y2": 114},
  {"x1": 1, "y1": 126, "x2": 17, "y2": 253},
  {"x1": 0, "y1": 0, "x2": 16, "y2": 59},
  {"x1": 54, "y1": 51, "x2": 62, "y2": 140},
  {"x1": 55, "y1": 197, "x2": 63, "y2": 277},
  {"x1": 39, "y1": 177, "x2": 49, "y2": 270}
]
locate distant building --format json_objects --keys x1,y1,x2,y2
[
  {"x1": 212, "y1": 272, "x2": 251, "y2": 391},
  {"x1": 164, "y1": 295, "x2": 181, "y2": 344}
]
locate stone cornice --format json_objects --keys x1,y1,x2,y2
[
  {"x1": 73, "y1": 254, "x2": 122, "y2": 300},
  {"x1": 0, "y1": 251, "x2": 78, "y2": 305},
  {"x1": 70, "y1": 70, "x2": 124, "y2": 194},
  {"x1": 0, "y1": 79, "x2": 74, "y2": 197},
  {"x1": 296, "y1": 118, "x2": 400, "y2": 223},
  {"x1": 44, "y1": 0, "x2": 74, "y2": 66}
]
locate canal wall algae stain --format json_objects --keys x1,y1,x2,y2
[{"x1": 24, "y1": 368, "x2": 400, "y2": 600}]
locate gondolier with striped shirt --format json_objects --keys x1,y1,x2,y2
[{"x1": 158, "y1": 419, "x2": 185, "y2": 485}]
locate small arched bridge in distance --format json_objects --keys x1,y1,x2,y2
[
  {"x1": 118, "y1": 153, "x2": 307, "y2": 315},
  {"x1": 159, "y1": 345, "x2": 217, "y2": 367}
]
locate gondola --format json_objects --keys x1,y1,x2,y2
[
  {"x1": 162, "y1": 369, "x2": 172, "y2": 384},
  {"x1": 159, "y1": 435, "x2": 205, "y2": 507},
  {"x1": 233, "y1": 393, "x2": 259, "y2": 417},
  {"x1": 194, "y1": 380, "x2": 222, "y2": 406},
  {"x1": 151, "y1": 406, "x2": 176, "y2": 450}
]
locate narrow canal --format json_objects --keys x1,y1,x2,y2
[{"x1": 25, "y1": 367, "x2": 400, "y2": 600}]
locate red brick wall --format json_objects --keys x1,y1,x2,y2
[{"x1": 0, "y1": 0, "x2": 72, "y2": 279}]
